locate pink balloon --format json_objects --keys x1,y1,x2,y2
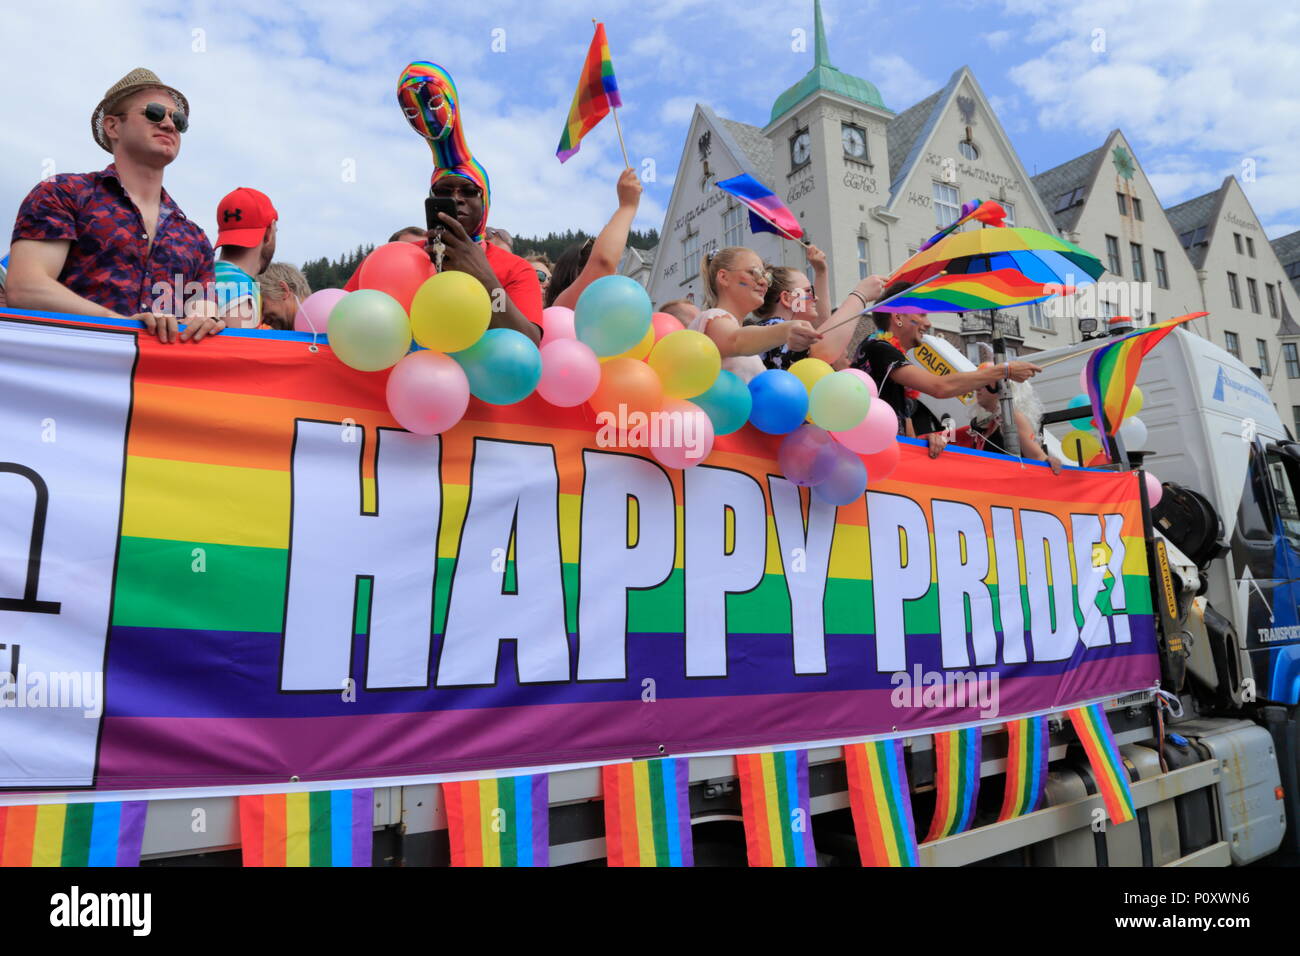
[
  {"x1": 831, "y1": 395, "x2": 898, "y2": 454},
  {"x1": 385, "y1": 350, "x2": 470, "y2": 435},
  {"x1": 541, "y1": 306, "x2": 576, "y2": 346},
  {"x1": 294, "y1": 288, "x2": 346, "y2": 333},
  {"x1": 1079, "y1": 364, "x2": 1089, "y2": 392},
  {"x1": 357, "y1": 241, "x2": 435, "y2": 311},
  {"x1": 843, "y1": 366, "x2": 878, "y2": 399},
  {"x1": 1144, "y1": 471, "x2": 1163, "y2": 507},
  {"x1": 537, "y1": 338, "x2": 601, "y2": 407},
  {"x1": 652, "y1": 311, "x2": 684, "y2": 341},
  {"x1": 652, "y1": 399, "x2": 715, "y2": 469}
]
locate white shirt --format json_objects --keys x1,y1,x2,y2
[{"x1": 688, "y1": 308, "x2": 767, "y2": 382}]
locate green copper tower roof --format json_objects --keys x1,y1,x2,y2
[{"x1": 770, "y1": 0, "x2": 889, "y2": 123}]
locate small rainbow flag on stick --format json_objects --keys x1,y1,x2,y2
[
  {"x1": 844, "y1": 741, "x2": 918, "y2": 866},
  {"x1": 602, "y1": 758, "x2": 693, "y2": 866},
  {"x1": 735, "y1": 749, "x2": 818, "y2": 866},
  {"x1": 998, "y1": 716, "x2": 1050, "y2": 821},
  {"x1": 1067, "y1": 703, "x2": 1136, "y2": 825},
  {"x1": 0, "y1": 801, "x2": 147, "y2": 867},
  {"x1": 556, "y1": 22, "x2": 623, "y2": 163},
  {"x1": 239, "y1": 790, "x2": 372, "y2": 867},
  {"x1": 443, "y1": 774, "x2": 549, "y2": 867},
  {"x1": 924, "y1": 728, "x2": 982, "y2": 842},
  {"x1": 1084, "y1": 312, "x2": 1205, "y2": 440}
]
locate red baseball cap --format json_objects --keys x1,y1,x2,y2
[{"x1": 215, "y1": 187, "x2": 278, "y2": 249}]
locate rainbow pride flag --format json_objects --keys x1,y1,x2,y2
[
  {"x1": 556, "y1": 23, "x2": 622, "y2": 162},
  {"x1": 917, "y1": 198, "x2": 1008, "y2": 252},
  {"x1": 1067, "y1": 703, "x2": 1136, "y2": 825},
  {"x1": 0, "y1": 801, "x2": 147, "y2": 866},
  {"x1": 443, "y1": 774, "x2": 548, "y2": 866},
  {"x1": 844, "y1": 740, "x2": 918, "y2": 866},
  {"x1": 1084, "y1": 312, "x2": 1204, "y2": 438},
  {"x1": 874, "y1": 268, "x2": 1073, "y2": 314},
  {"x1": 715, "y1": 173, "x2": 805, "y2": 242},
  {"x1": 239, "y1": 789, "x2": 372, "y2": 867},
  {"x1": 997, "y1": 715, "x2": 1050, "y2": 821},
  {"x1": 734, "y1": 749, "x2": 817, "y2": 866},
  {"x1": 923, "y1": 727, "x2": 981, "y2": 842},
  {"x1": 602, "y1": 759, "x2": 693, "y2": 866}
]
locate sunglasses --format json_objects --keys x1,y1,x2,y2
[
  {"x1": 534, "y1": 270, "x2": 550, "y2": 283},
  {"x1": 431, "y1": 182, "x2": 482, "y2": 200},
  {"x1": 729, "y1": 266, "x2": 772, "y2": 286},
  {"x1": 115, "y1": 101, "x2": 189, "y2": 133}
]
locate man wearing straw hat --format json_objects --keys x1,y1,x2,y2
[{"x1": 7, "y1": 68, "x2": 222, "y2": 343}]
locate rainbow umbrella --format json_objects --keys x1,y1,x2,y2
[
  {"x1": 873, "y1": 268, "x2": 1075, "y2": 314},
  {"x1": 889, "y1": 227, "x2": 1104, "y2": 289}
]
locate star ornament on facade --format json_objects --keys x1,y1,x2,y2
[{"x1": 1112, "y1": 145, "x2": 1135, "y2": 180}]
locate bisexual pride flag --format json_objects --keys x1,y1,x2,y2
[{"x1": 715, "y1": 173, "x2": 805, "y2": 242}]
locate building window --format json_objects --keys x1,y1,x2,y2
[
  {"x1": 933, "y1": 181, "x2": 961, "y2": 229},
  {"x1": 1105, "y1": 235, "x2": 1122, "y2": 275},
  {"x1": 1293, "y1": 406, "x2": 1300, "y2": 436},
  {"x1": 1027, "y1": 301, "x2": 1053, "y2": 332},
  {"x1": 958, "y1": 139, "x2": 979, "y2": 160},
  {"x1": 1228, "y1": 272, "x2": 1241, "y2": 309},
  {"x1": 1234, "y1": 233, "x2": 1243, "y2": 254},
  {"x1": 1130, "y1": 242, "x2": 1145, "y2": 281},
  {"x1": 1054, "y1": 186, "x2": 1085, "y2": 212},
  {"x1": 1102, "y1": 298, "x2": 1119, "y2": 318},
  {"x1": 857, "y1": 236, "x2": 869, "y2": 280},
  {"x1": 1225, "y1": 330, "x2": 1240, "y2": 358},
  {"x1": 1257, "y1": 339, "x2": 1271, "y2": 376},
  {"x1": 1289, "y1": 261, "x2": 1300, "y2": 281},
  {"x1": 1152, "y1": 249, "x2": 1169, "y2": 289},
  {"x1": 1247, "y1": 277, "x2": 1260, "y2": 314},
  {"x1": 722, "y1": 204, "x2": 744, "y2": 248},
  {"x1": 1247, "y1": 236, "x2": 1256, "y2": 257},
  {"x1": 1132, "y1": 197, "x2": 1143, "y2": 220},
  {"x1": 1000, "y1": 200, "x2": 1016, "y2": 226},
  {"x1": 1116, "y1": 192, "x2": 1128, "y2": 216},
  {"x1": 1180, "y1": 226, "x2": 1208, "y2": 250},
  {"x1": 683, "y1": 231, "x2": 700, "y2": 280},
  {"x1": 1285, "y1": 343, "x2": 1299, "y2": 378},
  {"x1": 1267, "y1": 283, "x2": 1279, "y2": 318}
]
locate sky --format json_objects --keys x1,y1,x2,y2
[{"x1": 2, "y1": 0, "x2": 1296, "y2": 269}]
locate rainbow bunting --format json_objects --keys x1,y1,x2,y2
[
  {"x1": 0, "y1": 801, "x2": 147, "y2": 867},
  {"x1": 556, "y1": 23, "x2": 622, "y2": 162},
  {"x1": 602, "y1": 758, "x2": 693, "y2": 866},
  {"x1": 874, "y1": 268, "x2": 1073, "y2": 314},
  {"x1": 735, "y1": 749, "x2": 818, "y2": 866},
  {"x1": 443, "y1": 774, "x2": 548, "y2": 866},
  {"x1": 923, "y1": 728, "x2": 981, "y2": 842},
  {"x1": 1085, "y1": 312, "x2": 1205, "y2": 440},
  {"x1": 239, "y1": 789, "x2": 372, "y2": 867},
  {"x1": 844, "y1": 741, "x2": 919, "y2": 866},
  {"x1": 1067, "y1": 703, "x2": 1136, "y2": 825},
  {"x1": 997, "y1": 715, "x2": 1050, "y2": 821}
]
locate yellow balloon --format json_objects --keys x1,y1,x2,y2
[
  {"x1": 1061, "y1": 429, "x2": 1103, "y2": 465},
  {"x1": 789, "y1": 357, "x2": 833, "y2": 394},
  {"x1": 647, "y1": 330, "x2": 722, "y2": 399},
  {"x1": 1123, "y1": 385, "x2": 1144, "y2": 418},
  {"x1": 410, "y1": 271, "x2": 491, "y2": 353},
  {"x1": 599, "y1": 323, "x2": 655, "y2": 363}
]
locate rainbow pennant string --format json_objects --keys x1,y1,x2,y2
[
  {"x1": 602, "y1": 758, "x2": 693, "y2": 867},
  {"x1": 556, "y1": 22, "x2": 622, "y2": 162},
  {"x1": 844, "y1": 740, "x2": 919, "y2": 866},
  {"x1": 1067, "y1": 703, "x2": 1136, "y2": 825},
  {"x1": 924, "y1": 728, "x2": 982, "y2": 842},
  {"x1": 1084, "y1": 311, "x2": 1204, "y2": 440},
  {"x1": 0, "y1": 801, "x2": 147, "y2": 867},
  {"x1": 443, "y1": 774, "x2": 549, "y2": 867},
  {"x1": 998, "y1": 716, "x2": 1050, "y2": 821},
  {"x1": 734, "y1": 749, "x2": 818, "y2": 867},
  {"x1": 239, "y1": 790, "x2": 372, "y2": 867}
]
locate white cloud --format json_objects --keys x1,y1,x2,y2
[
  {"x1": 870, "y1": 54, "x2": 937, "y2": 112},
  {"x1": 982, "y1": 29, "x2": 1012, "y2": 50}
]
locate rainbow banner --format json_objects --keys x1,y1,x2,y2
[
  {"x1": 998, "y1": 716, "x2": 1051, "y2": 821},
  {"x1": 874, "y1": 268, "x2": 1072, "y2": 314},
  {"x1": 735, "y1": 749, "x2": 817, "y2": 866},
  {"x1": 0, "y1": 310, "x2": 1157, "y2": 798},
  {"x1": 443, "y1": 774, "x2": 548, "y2": 867},
  {"x1": 602, "y1": 758, "x2": 693, "y2": 867},
  {"x1": 0, "y1": 801, "x2": 147, "y2": 866},
  {"x1": 1084, "y1": 312, "x2": 1205, "y2": 438},
  {"x1": 239, "y1": 789, "x2": 372, "y2": 867},
  {"x1": 1067, "y1": 703, "x2": 1136, "y2": 825},
  {"x1": 556, "y1": 22, "x2": 622, "y2": 162},
  {"x1": 845, "y1": 740, "x2": 919, "y2": 866},
  {"x1": 923, "y1": 728, "x2": 981, "y2": 842}
]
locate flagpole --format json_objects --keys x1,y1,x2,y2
[{"x1": 594, "y1": 19, "x2": 632, "y2": 168}]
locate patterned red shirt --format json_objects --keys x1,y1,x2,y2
[{"x1": 11, "y1": 164, "x2": 214, "y2": 317}]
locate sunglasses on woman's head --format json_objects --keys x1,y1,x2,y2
[
  {"x1": 115, "y1": 102, "x2": 188, "y2": 133},
  {"x1": 535, "y1": 270, "x2": 550, "y2": 283}
]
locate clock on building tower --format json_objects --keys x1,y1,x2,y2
[{"x1": 791, "y1": 130, "x2": 811, "y2": 168}]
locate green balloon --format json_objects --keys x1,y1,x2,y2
[
  {"x1": 327, "y1": 290, "x2": 412, "y2": 372},
  {"x1": 809, "y1": 371, "x2": 871, "y2": 432}
]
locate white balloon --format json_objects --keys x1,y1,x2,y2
[{"x1": 1119, "y1": 416, "x2": 1148, "y2": 449}]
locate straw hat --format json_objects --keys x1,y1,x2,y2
[{"x1": 91, "y1": 68, "x2": 189, "y2": 153}]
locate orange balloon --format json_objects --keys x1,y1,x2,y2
[{"x1": 589, "y1": 357, "x2": 664, "y2": 417}]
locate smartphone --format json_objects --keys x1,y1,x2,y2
[{"x1": 425, "y1": 195, "x2": 458, "y2": 232}]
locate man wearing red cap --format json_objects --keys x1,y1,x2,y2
[{"x1": 213, "y1": 187, "x2": 277, "y2": 329}]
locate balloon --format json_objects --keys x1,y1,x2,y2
[
  {"x1": 648, "y1": 330, "x2": 722, "y2": 398},
  {"x1": 1119, "y1": 415, "x2": 1148, "y2": 449},
  {"x1": 809, "y1": 370, "x2": 872, "y2": 431},
  {"x1": 537, "y1": 338, "x2": 601, "y2": 407},
  {"x1": 328, "y1": 289, "x2": 412, "y2": 372},
  {"x1": 601, "y1": 322, "x2": 655, "y2": 363},
  {"x1": 652, "y1": 399, "x2": 715, "y2": 469},
  {"x1": 450, "y1": 327, "x2": 542, "y2": 405},
  {"x1": 385, "y1": 350, "x2": 469, "y2": 435},
  {"x1": 748, "y1": 369, "x2": 809, "y2": 434},
  {"x1": 652, "y1": 311, "x2": 684, "y2": 341},
  {"x1": 1067, "y1": 393, "x2": 1094, "y2": 430},
  {"x1": 589, "y1": 357, "x2": 664, "y2": 418},
  {"x1": 843, "y1": 366, "x2": 878, "y2": 399},
  {"x1": 691, "y1": 369, "x2": 752, "y2": 436},
  {"x1": 1061, "y1": 429, "x2": 1103, "y2": 465},
  {"x1": 812, "y1": 442, "x2": 868, "y2": 506},
  {"x1": 1124, "y1": 385, "x2": 1145, "y2": 418},
  {"x1": 788, "y1": 357, "x2": 834, "y2": 394},
  {"x1": 830, "y1": 395, "x2": 898, "y2": 454},
  {"x1": 294, "y1": 288, "x2": 346, "y2": 334},
  {"x1": 541, "y1": 306, "x2": 576, "y2": 346},
  {"x1": 357, "y1": 241, "x2": 434, "y2": 311},
  {"x1": 862, "y1": 439, "x2": 900, "y2": 482},
  {"x1": 574, "y1": 275, "x2": 653, "y2": 357},
  {"x1": 778, "y1": 425, "x2": 840, "y2": 487},
  {"x1": 1144, "y1": 471, "x2": 1164, "y2": 507},
  {"x1": 409, "y1": 270, "x2": 492, "y2": 353},
  {"x1": 1079, "y1": 365, "x2": 1089, "y2": 392}
]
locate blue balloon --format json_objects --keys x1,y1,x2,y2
[
  {"x1": 574, "y1": 275, "x2": 653, "y2": 357},
  {"x1": 692, "y1": 369, "x2": 752, "y2": 435},
  {"x1": 1067, "y1": 393, "x2": 1095, "y2": 430},
  {"x1": 748, "y1": 369, "x2": 809, "y2": 434},
  {"x1": 451, "y1": 328, "x2": 542, "y2": 405},
  {"x1": 812, "y1": 443, "x2": 867, "y2": 506}
]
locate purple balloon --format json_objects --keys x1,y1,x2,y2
[
  {"x1": 778, "y1": 425, "x2": 839, "y2": 487},
  {"x1": 812, "y1": 442, "x2": 868, "y2": 506}
]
